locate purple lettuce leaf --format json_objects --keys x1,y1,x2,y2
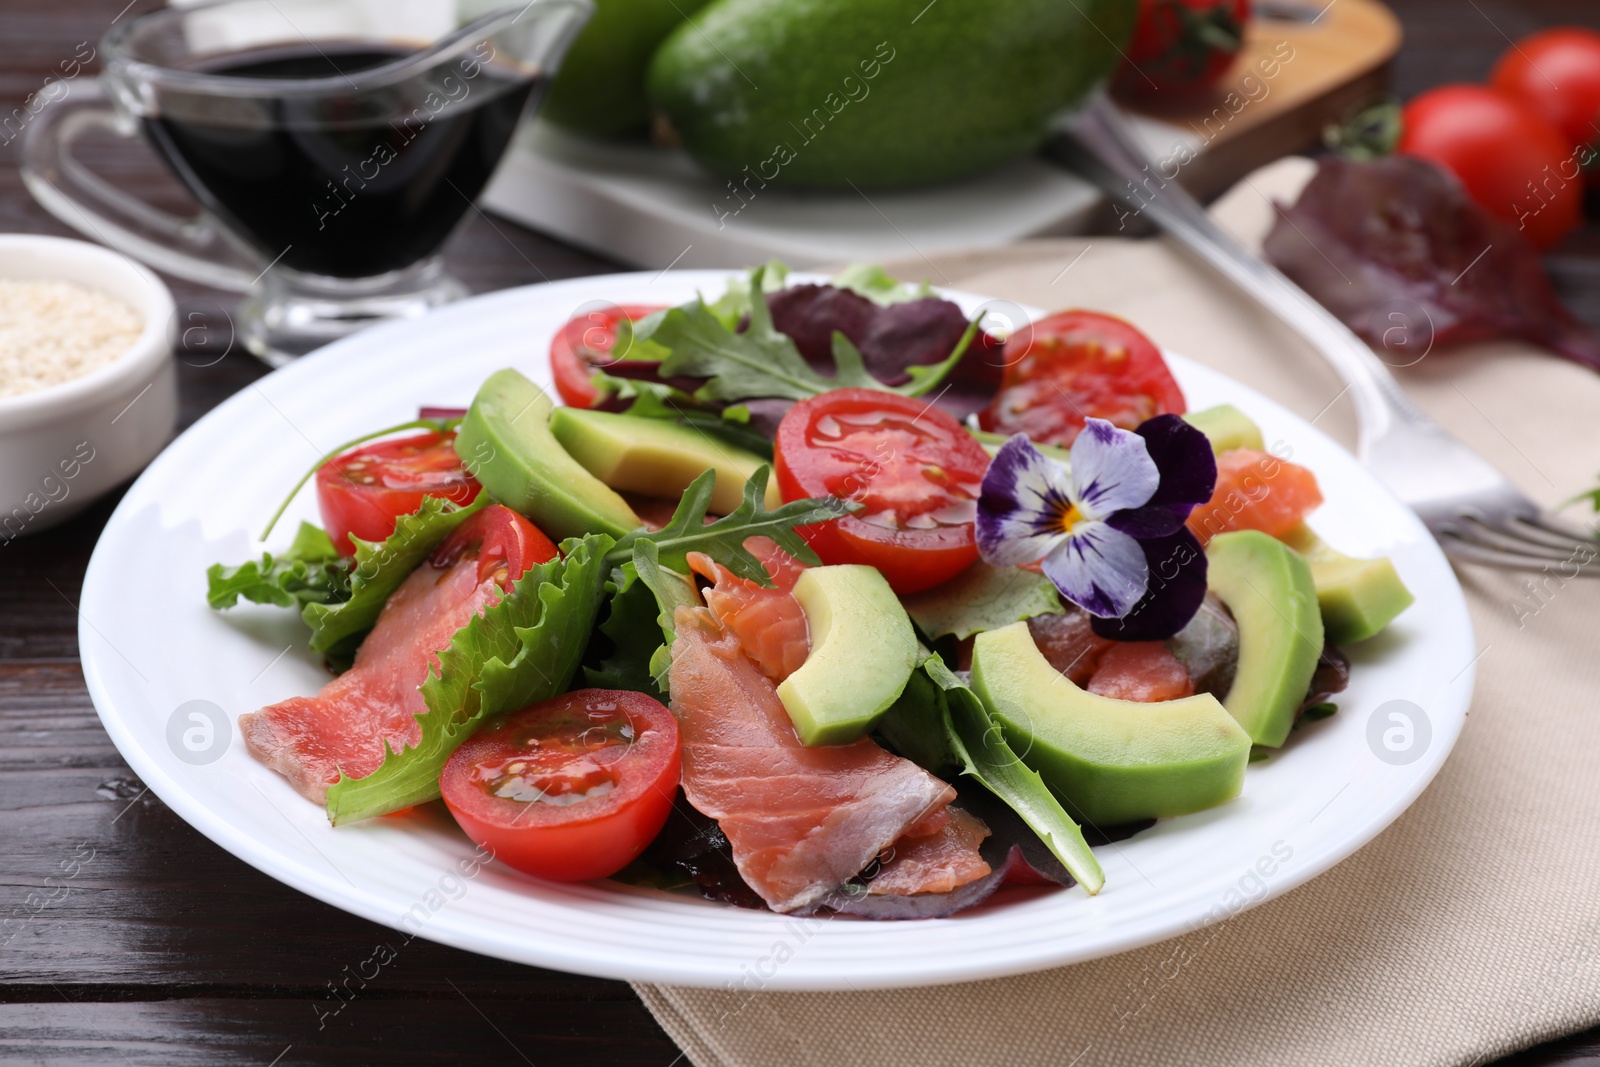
[{"x1": 1263, "y1": 156, "x2": 1600, "y2": 371}]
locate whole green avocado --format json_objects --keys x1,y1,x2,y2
[
  {"x1": 645, "y1": 0, "x2": 1136, "y2": 188},
  {"x1": 544, "y1": 0, "x2": 713, "y2": 138}
]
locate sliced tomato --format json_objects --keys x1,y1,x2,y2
[
  {"x1": 1186, "y1": 448, "x2": 1322, "y2": 545},
  {"x1": 550, "y1": 303, "x2": 668, "y2": 409},
  {"x1": 441, "y1": 689, "x2": 680, "y2": 882},
  {"x1": 316, "y1": 431, "x2": 481, "y2": 555},
  {"x1": 774, "y1": 389, "x2": 990, "y2": 594},
  {"x1": 977, "y1": 311, "x2": 1186, "y2": 447},
  {"x1": 431, "y1": 504, "x2": 558, "y2": 588}
]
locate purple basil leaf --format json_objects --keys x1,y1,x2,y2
[{"x1": 1263, "y1": 156, "x2": 1600, "y2": 372}]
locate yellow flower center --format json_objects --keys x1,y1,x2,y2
[{"x1": 1057, "y1": 502, "x2": 1085, "y2": 536}]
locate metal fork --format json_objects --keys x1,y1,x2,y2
[{"x1": 1047, "y1": 95, "x2": 1600, "y2": 575}]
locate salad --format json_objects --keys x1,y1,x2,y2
[{"x1": 206, "y1": 263, "x2": 1415, "y2": 919}]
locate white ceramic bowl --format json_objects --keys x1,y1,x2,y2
[{"x1": 0, "y1": 234, "x2": 177, "y2": 537}]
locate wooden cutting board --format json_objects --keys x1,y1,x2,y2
[{"x1": 481, "y1": 0, "x2": 1401, "y2": 270}]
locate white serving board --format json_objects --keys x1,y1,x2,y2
[{"x1": 480, "y1": 116, "x2": 1192, "y2": 270}]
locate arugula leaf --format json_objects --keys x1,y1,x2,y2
[
  {"x1": 831, "y1": 263, "x2": 933, "y2": 306},
  {"x1": 608, "y1": 466, "x2": 847, "y2": 586},
  {"x1": 651, "y1": 267, "x2": 980, "y2": 405},
  {"x1": 707, "y1": 260, "x2": 790, "y2": 329},
  {"x1": 324, "y1": 533, "x2": 614, "y2": 825},
  {"x1": 878, "y1": 649, "x2": 1106, "y2": 894},
  {"x1": 592, "y1": 374, "x2": 775, "y2": 459},
  {"x1": 901, "y1": 561, "x2": 1063, "y2": 641},
  {"x1": 584, "y1": 545, "x2": 697, "y2": 696},
  {"x1": 302, "y1": 495, "x2": 487, "y2": 669},
  {"x1": 206, "y1": 522, "x2": 351, "y2": 611},
  {"x1": 632, "y1": 539, "x2": 699, "y2": 689}
]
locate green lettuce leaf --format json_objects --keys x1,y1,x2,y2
[
  {"x1": 901, "y1": 561, "x2": 1063, "y2": 641},
  {"x1": 706, "y1": 260, "x2": 790, "y2": 329},
  {"x1": 878, "y1": 649, "x2": 1105, "y2": 894},
  {"x1": 831, "y1": 263, "x2": 933, "y2": 306},
  {"x1": 302, "y1": 495, "x2": 487, "y2": 670},
  {"x1": 608, "y1": 465, "x2": 845, "y2": 586},
  {"x1": 206, "y1": 522, "x2": 351, "y2": 611},
  {"x1": 324, "y1": 532, "x2": 615, "y2": 825}
]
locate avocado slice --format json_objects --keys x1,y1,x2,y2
[
  {"x1": 1282, "y1": 524, "x2": 1415, "y2": 644},
  {"x1": 455, "y1": 369, "x2": 640, "y2": 541},
  {"x1": 549, "y1": 407, "x2": 781, "y2": 515},
  {"x1": 1183, "y1": 404, "x2": 1266, "y2": 454},
  {"x1": 1205, "y1": 531, "x2": 1324, "y2": 748},
  {"x1": 776, "y1": 565, "x2": 918, "y2": 745},
  {"x1": 970, "y1": 622, "x2": 1251, "y2": 825}
]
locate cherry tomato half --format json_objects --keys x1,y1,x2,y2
[
  {"x1": 431, "y1": 503, "x2": 558, "y2": 589},
  {"x1": 774, "y1": 389, "x2": 990, "y2": 595},
  {"x1": 441, "y1": 689, "x2": 680, "y2": 882},
  {"x1": 550, "y1": 303, "x2": 668, "y2": 409},
  {"x1": 316, "y1": 431, "x2": 481, "y2": 555},
  {"x1": 1399, "y1": 84, "x2": 1583, "y2": 250},
  {"x1": 1114, "y1": 0, "x2": 1249, "y2": 98},
  {"x1": 1491, "y1": 28, "x2": 1600, "y2": 156},
  {"x1": 977, "y1": 310, "x2": 1186, "y2": 447}
]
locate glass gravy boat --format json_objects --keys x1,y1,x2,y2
[{"x1": 23, "y1": 0, "x2": 592, "y2": 365}]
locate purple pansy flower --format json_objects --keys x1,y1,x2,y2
[{"x1": 976, "y1": 415, "x2": 1217, "y2": 641}]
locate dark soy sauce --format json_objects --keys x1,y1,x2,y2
[{"x1": 144, "y1": 43, "x2": 538, "y2": 278}]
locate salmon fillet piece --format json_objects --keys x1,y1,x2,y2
[
  {"x1": 668, "y1": 606, "x2": 955, "y2": 913},
  {"x1": 868, "y1": 807, "x2": 992, "y2": 896},
  {"x1": 240, "y1": 556, "x2": 499, "y2": 804},
  {"x1": 686, "y1": 543, "x2": 809, "y2": 682}
]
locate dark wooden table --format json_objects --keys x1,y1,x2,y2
[{"x1": 3, "y1": 1, "x2": 1598, "y2": 1063}]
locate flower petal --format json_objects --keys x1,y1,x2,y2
[
  {"x1": 1068, "y1": 418, "x2": 1159, "y2": 521},
  {"x1": 1040, "y1": 520, "x2": 1148, "y2": 618},
  {"x1": 1091, "y1": 527, "x2": 1209, "y2": 641},
  {"x1": 976, "y1": 435, "x2": 1078, "y2": 566},
  {"x1": 1106, "y1": 416, "x2": 1218, "y2": 538}
]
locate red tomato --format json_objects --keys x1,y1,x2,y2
[
  {"x1": 1399, "y1": 84, "x2": 1583, "y2": 250},
  {"x1": 977, "y1": 310, "x2": 1186, "y2": 447},
  {"x1": 1114, "y1": 0, "x2": 1249, "y2": 97},
  {"x1": 441, "y1": 689, "x2": 680, "y2": 882},
  {"x1": 431, "y1": 504, "x2": 558, "y2": 588},
  {"x1": 774, "y1": 389, "x2": 990, "y2": 595},
  {"x1": 316, "y1": 431, "x2": 481, "y2": 555},
  {"x1": 1491, "y1": 28, "x2": 1600, "y2": 154},
  {"x1": 550, "y1": 304, "x2": 668, "y2": 409}
]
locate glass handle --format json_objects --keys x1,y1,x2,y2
[{"x1": 20, "y1": 78, "x2": 262, "y2": 294}]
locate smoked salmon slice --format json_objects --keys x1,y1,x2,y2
[
  {"x1": 668, "y1": 606, "x2": 956, "y2": 913},
  {"x1": 868, "y1": 807, "x2": 992, "y2": 896},
  {"x1": 686, "y1": 540, "x2": 809, "y2": 682},
  {"x1": 240, "y1": 556, "x2": 500, "y2": 804}
]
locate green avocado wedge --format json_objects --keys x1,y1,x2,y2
[
  {"x1": 776, "y1": 565, "x2": 918, "y2": 745},
  {"x1": 549, "y1": 407, "x2": 781, "y2": 514},
  {"x1": 1282, "y1": 524, "x2": 1415, "y2": 644},
  {"x1": 542, "y1": 0, "x2": 713, "y2": 137},
  {"x1": 1183, "y1": 404, "x2": 1265, "y2": 454},
  {"x1": 455, "y1": 369, "x2": 640, "y2": 541},
  {"x1": 970, "y1": 622, "x2": 1252, "y2": 826},
  {"x1": 1205, "y1": 531, "x2": 1324, "y2": 747},
  {"x1": 646, "y1": 0, "x2": 1136, "y2": 189}
]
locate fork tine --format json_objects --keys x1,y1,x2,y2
[
  {"x1": 1438, "y1": 528, "x2": 1600, "y2": 576},
  {"x1": 1512, "y1": 512, "x2": 1600, "y2": 547},
  {"x1": 1453, "y1": 516, "x2": 1590, "y2": 562}
]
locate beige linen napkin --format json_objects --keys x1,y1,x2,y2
[{"x1": 633, "y1": 158, "x2": 1600, "y2": 1067}]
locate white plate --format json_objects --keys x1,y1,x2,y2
[{"x1": 80, "y1": 271, "x2": 1474, "y2": 990}]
